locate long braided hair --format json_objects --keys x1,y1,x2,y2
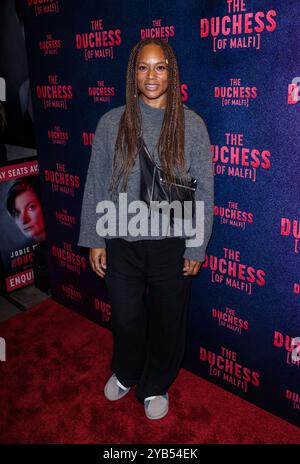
[{"x1": 108, "y1": 38, "x2": 190, "y2": 199}]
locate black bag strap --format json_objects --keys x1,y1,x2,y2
[{"x1": 138, "y1": 133, "x2": 197, "y2": 192}]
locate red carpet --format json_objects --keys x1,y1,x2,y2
[{"x1": 0, "y1": 298, "x2": 299, "y2": 444}]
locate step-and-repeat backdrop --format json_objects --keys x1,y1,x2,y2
[{"x1": 20, "y1": 0, "x2": 299, "y2": 426}]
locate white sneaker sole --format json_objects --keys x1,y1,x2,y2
[{"x1": 145, "y1": 405, "x2": 169, "y2": 420}]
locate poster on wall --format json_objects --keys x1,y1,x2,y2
[
  {"x1": 0, "y1": 0, "x2": 36, "y2": 163},
  {"x1": 17, "y1": 0, "x2": 299, "y2": 428},
  {"x1": 0, "y1": 158, "x2": 45, "y2": 293}
]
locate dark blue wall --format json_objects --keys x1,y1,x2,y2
[{"x1": 21, "y1": 0, "x2": 300, "y2": 427}]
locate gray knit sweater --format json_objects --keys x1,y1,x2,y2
[{"x1": 78, "y1": 96, "x2": 214, "y2": 261}]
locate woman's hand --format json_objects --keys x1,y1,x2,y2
[
  {"x1": 89, "y1": 247, "x2": 107, "y2": 278},
  {"x1": 183, "y1": 258, "x2": 202, "y2": 276}
]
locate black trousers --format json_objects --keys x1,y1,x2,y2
[{"x1": 104, "y1": 237, "x2": 192, "y2": 404}]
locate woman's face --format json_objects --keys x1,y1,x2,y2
[
  {"x1": 136, "y1": 44, "x2": 169, "y2": 108},
  {"x1": 13, "y1": 189, "x2": 45, "y2": 241}
]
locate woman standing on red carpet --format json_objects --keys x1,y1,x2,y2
[{"x1": 78, "y1": 38, "x2": 214, "y2": 420}]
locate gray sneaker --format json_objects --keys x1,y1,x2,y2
[
  {"x1": 104, "y1": 374, "x2": 131, "y2": 401},
  {"x1": 144, "y1": 393, "x2": 169, "y2": 420}
]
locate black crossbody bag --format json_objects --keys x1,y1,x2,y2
[{"x1": 138, "y1": 137, "x2": 197, "y2": 221}]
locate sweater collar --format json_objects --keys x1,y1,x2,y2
[{"x1": 138, "y1": 95, "x2": 165, "y2": 116}]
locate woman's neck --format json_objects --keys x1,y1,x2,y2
[{"x1": 139, "y1": 95, "x2": 166, "y2": 109}]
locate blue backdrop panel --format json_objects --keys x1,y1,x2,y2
[{"x1": 21, "y1": 0, "x2": 300, "y2": 427}]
